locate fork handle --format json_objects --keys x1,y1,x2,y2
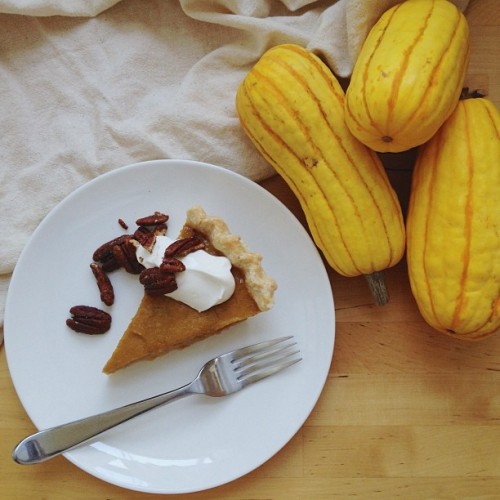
[{"x1": 12, "y1": 383, "x2": 193, "y2": 465}]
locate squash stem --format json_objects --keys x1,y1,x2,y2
[{"x1": 365, "y1": 272, "x2": 389, "y2": 306}]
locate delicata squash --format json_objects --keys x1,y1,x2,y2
[
  {"x1": 236, "y1": 44, "x2": 405, "y2": 304},
  {"x1": 345, "y1": 0, "x2": 470, "y2": 153},
  {"x1": 406, "y1": 95, "x2": 500, "y2": 339}
]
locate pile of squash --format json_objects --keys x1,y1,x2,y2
[{"x1": 235, "y1": 0, "x2": 499, "y2": 340}]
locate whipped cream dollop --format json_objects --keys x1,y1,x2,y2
[{"x1": 136, "y1": 235, "x2": 235, "y2": 312}]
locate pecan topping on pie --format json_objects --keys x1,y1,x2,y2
[{"x1": 139, "y1": 267, "x2": 178, "y2": 295}]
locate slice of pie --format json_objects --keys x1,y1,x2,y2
[{"x1": 102, "y1": 206, "x2": 277, "y2": 373}]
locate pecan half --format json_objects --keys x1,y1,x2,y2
[
  {"x1": 112, "y1": 239, "x2": 144, "y2": 274},
  {"x1": 93, "y1": 234, "x2": 131, "y2": 263},
  {"x1": 133, "y1": 223, "x2": 168, "y2": 250},
  {"x1": 90, "y1": 263, "x2": 114, "y2": 306},
  {"x1": 164, "y1": 236, "x2": 205, "y2": 259},
  {"x1": 136, "y1": 211, "x2": 169, "y2": 226},
  {"x1": 139, "y1": 268, "x2": 178, "y2": 295},
  {"x1": 133, "y1": 226, "x2": 155, "y2": 250},
  {"x1": 160, "y1": 257, "x2": 186, "y2": 273},
  {"x1": 100, "y1": 254, "x2": 121, "y2": 273},
  {"x1": 66, "y1": 305, "x2": 111, "y2": 335}
]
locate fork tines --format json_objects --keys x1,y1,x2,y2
[{"x1": 231, "y1": 336, "x2": 302, "y2": 384}]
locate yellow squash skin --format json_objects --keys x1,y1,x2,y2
[
  {"x1": 236, "y1": 44, "x2": 405, "y2": 278},
  {"x1": 407, "y1": 97, "x2": 500, "y2": 339},
  {"x1": 345, "y1": 0, "x2": 470, "y2": 153}
]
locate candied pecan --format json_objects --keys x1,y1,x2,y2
[
  {"x1": 133, "y1": 223, "x2": 168, "y2": 250},
  {"x1": 136, "y1": 211, "x2": 169, "y2": 226},
  {"x1": 160, "y1": 257, "x2": 185, "y2": 273},
  {"x1": 164, "y1": 236, "x2": 205, "y2": 258},
  {"x1": 112, "y1": 239, "x2": 144, "y2": 274},
  {"x1": 139, "y1": 268, "x2": 178, "y2": 295},
  {"x1": 90, "y1": 263, "x2": 114, "y2": 306},
  {"x1": 66, "y1": 305, "x2": 111, "y2": 335},
  {"x1": 100, "y1": 254, "x2": 121, "y2": 273},
  {"x1": 93, "y1": 234, "x2": 131, "y2": 263},
  {"x1": 133, "y1": 226, "x2": 155, "y2": 250},
  {"x1": 152, "y1": 223, "x2": 168, "y2": 236}
]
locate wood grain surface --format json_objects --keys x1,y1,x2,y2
[{"x1": 1, "y1": 1, "x2": 498, "y2": 498}]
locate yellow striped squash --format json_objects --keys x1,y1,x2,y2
[
  {"x1": 236, "y1": 44, "x2": 405, "y2": 303},
  {"x1": 407, "y1": 96, "x2": 500, "y2": 339},
  {"x1": 345, "y1": 0, "x2": 469, "y2": 153}
]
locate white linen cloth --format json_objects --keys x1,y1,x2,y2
[{"x1": 0, "y1": 0, "x2": 469, "y2": 327}]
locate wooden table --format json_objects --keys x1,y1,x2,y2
[{"x1": 1, "y1": 1, "x2": 498, "y2": 498}]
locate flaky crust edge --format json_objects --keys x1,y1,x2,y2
[{"x1": 185, "y1": 206, "x2": 277, "y2": 311}]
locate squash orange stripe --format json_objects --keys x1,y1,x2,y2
[
  {"x1": 407, "y1": 97, "x2": 499, "y2": 339},
  {"x1": 246, "y1": 65, "x2": 363, "y2": 275},
  {"x1": 266, "y1": 52, "x2": 374, "y2": 268},
  {"x1": 421, "y1": 131, "x2": 445, "y2": 331},
  {"x1": 484, "y1": 103, "x2": 500, "y2": 138},
  {"x1": 302, "y1": 49, "x2": 401, "y2": 268},
  {"x1": 268, "y1": 46, "x2": 398, "y2": 270},
  {"x1": 345, "y1": 0, "x2": 469, "y2": 153},
  {"x1": 277, "y1": 45, "x2": 345, "y2": 102},
  {"x1": 358, "y1": 5, "x2": 401, "y2": 139},
  {"x1": 393, "y1": 7, "x2": 464, "y2": 139},
  {"x1": 385, "y1": 1, "x2": 435, "y2": 136},
  {"x1": 284, "y1": 46, "x2": 400, "y2": 267},
  {"x1": 450, "y1": 104, "x2": 473, "y2": 331},
  {"x1": 449, "y1": 99, "x2": 499, "y2": 337},
  {"x1": 238, "y1": 75, "x2": 361, "y2": 275}
]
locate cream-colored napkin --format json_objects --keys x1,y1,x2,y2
[{"x1": 0, "y1": 0, "x2": 469, "y2": 327}]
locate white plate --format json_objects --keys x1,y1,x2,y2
[{"x1": 5, "y1": 159, "x2": 335, "y2": 494}]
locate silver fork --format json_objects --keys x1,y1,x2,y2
[{"x1": 12, "y1": 336, "x2": 301, "y2": 465}]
